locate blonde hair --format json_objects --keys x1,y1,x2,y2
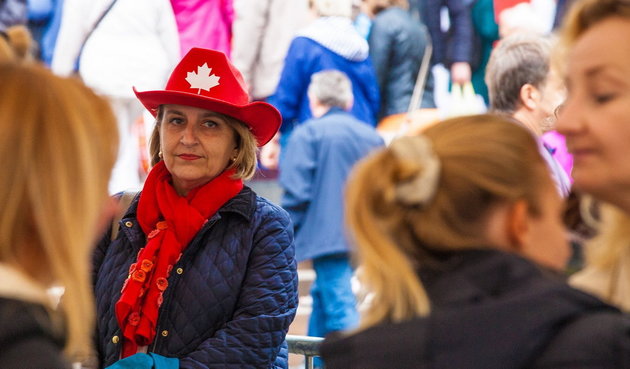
[
  {"x1": 555, "y1": 0, "x2": 630, "y2": 74},
  {"x1": 346, "y1": 114, "x2": 550, "y2": 328},
  {"x1": 150, "y1": 107, "x2": 258, "y2": 180},
  {"x1": 314, "y1": 0, "x2": 353, "y2": 17},
  {"x1": 580, "y1": 201, "x2": 630, "y2": 270},
  {"x1": 0, "y1": 25, "x2": 35, "y2": 63},
  {"x1": 0, "y1": 64, "x2": 118, "y2": 361}
]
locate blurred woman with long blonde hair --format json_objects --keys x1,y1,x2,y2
[
  {"x1": 556, "y1": 0, "x2": 630, "y2": 312},
  {"x1": 0, "y1": 63, "x2": 118, "y2": 367}
]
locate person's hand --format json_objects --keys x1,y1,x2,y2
[
  {"x1": 259, "y1": 133, "x2": 281, "y2": 170},
  {"x1": 450, "y1": 62, "x2": 472, "y2": 85}
]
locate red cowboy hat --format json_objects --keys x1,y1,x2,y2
[{"x1": 134, "y1": 48, "x2": 281, "y2": 146}]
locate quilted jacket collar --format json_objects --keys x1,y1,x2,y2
[{"x1": 216, "y1": 186, "x2": 256, "y2": 221}]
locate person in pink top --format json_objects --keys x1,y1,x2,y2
[
  {"x1": 170, "y1": 0, "x2": 234, "y2": 58},
  {"x1": 542, "y1": 130, "x2": 573, "y2": 182}
]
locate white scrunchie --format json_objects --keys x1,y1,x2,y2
[{"x1": 390, "y1": 135, "x2": 441, "y2": 207}]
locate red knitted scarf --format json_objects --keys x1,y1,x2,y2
[{"x1": 115, "y1": 161, "x2": 243, "y2": 358}]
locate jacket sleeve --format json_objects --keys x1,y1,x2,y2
[
  {"x1": 231, "y1": 0, "x2": 270, "y2": 89},
  {"x1": 368, "y1": 19, "x2": 393, "y2": 97},
  {"x1": 179, "y1": 207, "x2": 298, "y2": 368},
  {"x1": 445, "y1": 0, "x2": 474, "y2": 65},
  {"x1": 50, "y1": 0, "x2": 90, "y2": 75},
  {"x1": 221, "y1": 0, "x2": 234, "y2": 40},
  {"x1": 0, "y1": 0, "x2": 26, "y2": 30},
  {"x1": 279, "y1": 125, "x2": 317, "y2": 232},
  {"x1": 267, "y1": 37, "x2": 310, "y2": 134},
  {"x1": 92, "y1": 229, "x2": 113, "y2": 290}
]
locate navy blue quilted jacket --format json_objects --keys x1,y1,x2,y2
[{"x1": 92, "y1": 187, "x2": 298, "y2": 368}]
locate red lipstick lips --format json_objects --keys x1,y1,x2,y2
[{"x1": 178, "y1": 154, "x2": 201, "y2": 160}]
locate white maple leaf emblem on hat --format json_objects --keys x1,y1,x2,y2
[{"x1": 185, "y1": 63, "x2": 220, "y2": 94}]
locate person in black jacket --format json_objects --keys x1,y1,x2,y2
[
  {"x1": 0, "y1": 63, "x2": 118, "y2": 368},
  {"x1": 320, "y1": 114, "x2": 630, "y2": 369},
  {"x1": 365, "y1": 0, "x2": 435, "y2": 120}
]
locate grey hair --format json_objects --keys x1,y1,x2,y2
[
  {"x1": 313, "y1": 0, "x2": 353, "y2": 17},
  {"x1": 485, "y1": 33, "x2": 553, "y2": 114},
  {"x1": 308, "y1": 69, "x2": 354, "y2": 109}
]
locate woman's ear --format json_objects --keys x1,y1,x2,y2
[{"x1": 506, "y1": 199, "x2": 530, "y2": 250}]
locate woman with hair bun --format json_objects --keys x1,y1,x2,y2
[{"x1": 321, "y1": 114, "x2": 630, "y2": 369}]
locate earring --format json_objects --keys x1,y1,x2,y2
[{"x1": 158, "y1": 151, "x2": 163, "y2": 159}]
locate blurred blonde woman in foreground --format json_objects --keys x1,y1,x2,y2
[
  {"x1": 320, "y1": 114, "x2": 630, "y2": 369},
  {"x1": 556, "y1": 0, "x2": 630, "y2": 311},
  {"x1": 0, "y1": 63, "x2": 118, "y2": 368}
]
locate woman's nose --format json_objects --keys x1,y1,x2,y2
[
  {"x1": 180, "y1": 124, "x2": 198, "y2": 145},
  {"x1": 555, "y1": 96, "x2": 580, "y2": 136}
]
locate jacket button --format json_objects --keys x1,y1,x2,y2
[
  {"x1": 112, "y1": 335, "x2": 119, "y2": 344},
  {"x1": 125, "y1": 221, "x2": 133, "y2": 228},
  {"x1": 176, "y1": 268, "x2": 183, "y2": 275},
  {"x1": 161, "y1": 330, "x2": 169, "y2": 337}
]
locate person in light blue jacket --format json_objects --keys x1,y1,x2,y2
[{"x1": 280, "y1": 70, "x2": 384, "y2": 351}]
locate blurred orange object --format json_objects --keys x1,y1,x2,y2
[{"x1": 377, "y1": 108, "x2": 441, "y2": 142}]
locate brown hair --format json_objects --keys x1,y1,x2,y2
[
  {"x1": 346, "y1": 114, "x2": 550, "y2": 328},
  {"x1": 150, "y1": 107, "x2": 258, "y2": 180}
]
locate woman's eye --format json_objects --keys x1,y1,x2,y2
[
  {"x1": 202, "y1": 120, "x2": 218, "y2": 128},
  {"x1": 168, "y1": 117, "x2": 184, "y2": 124},
  {"x1": 594, "y1": 93, "x2": 616, "y2": 104}
]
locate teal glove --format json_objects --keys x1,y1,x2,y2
[
  {"x1": 104, "y1": 353, "x2": 153, "y2": 369},
  {"x1": 149, "y1": 353, "x2": 179, "y2": 369},
  {"x1": 104, "y1": 353, "x2": 178, "y2": 369}
]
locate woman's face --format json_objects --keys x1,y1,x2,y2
[
  {"x1": 160, "y1": 104, "x2": 237, "y2": 196},
  {"x1": 557, "y1": 17, "x2": 630, "y2": 208}
]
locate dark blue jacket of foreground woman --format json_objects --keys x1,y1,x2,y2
[
  {"x1": 93, "y1": 187, "x2": 298, "y2": 368},
  {"x1": 322, "y1": 249, "x2": 630, "y2": 369}
]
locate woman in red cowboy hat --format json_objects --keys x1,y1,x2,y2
[{"x1": 93, "y1": 47, "x2": 298, "y2": 369}]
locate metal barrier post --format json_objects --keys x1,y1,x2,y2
[
  {"x1": 286, "y1": 335, "x2": 324, "y2": 369},
  {"x1": 305, "y1": 356, "x2": 315, "y2": 369}
]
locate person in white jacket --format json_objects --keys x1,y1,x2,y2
[
  {"x1": 231, "y1": 0, "x2": 310, "y2": 101},
  {"x1": 52, "y1": 0, "x2": 179, "y2": 194}
]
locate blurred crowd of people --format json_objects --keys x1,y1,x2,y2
[{"x1": 5, "y1": 0, "x2": 630, "y2": 368}]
